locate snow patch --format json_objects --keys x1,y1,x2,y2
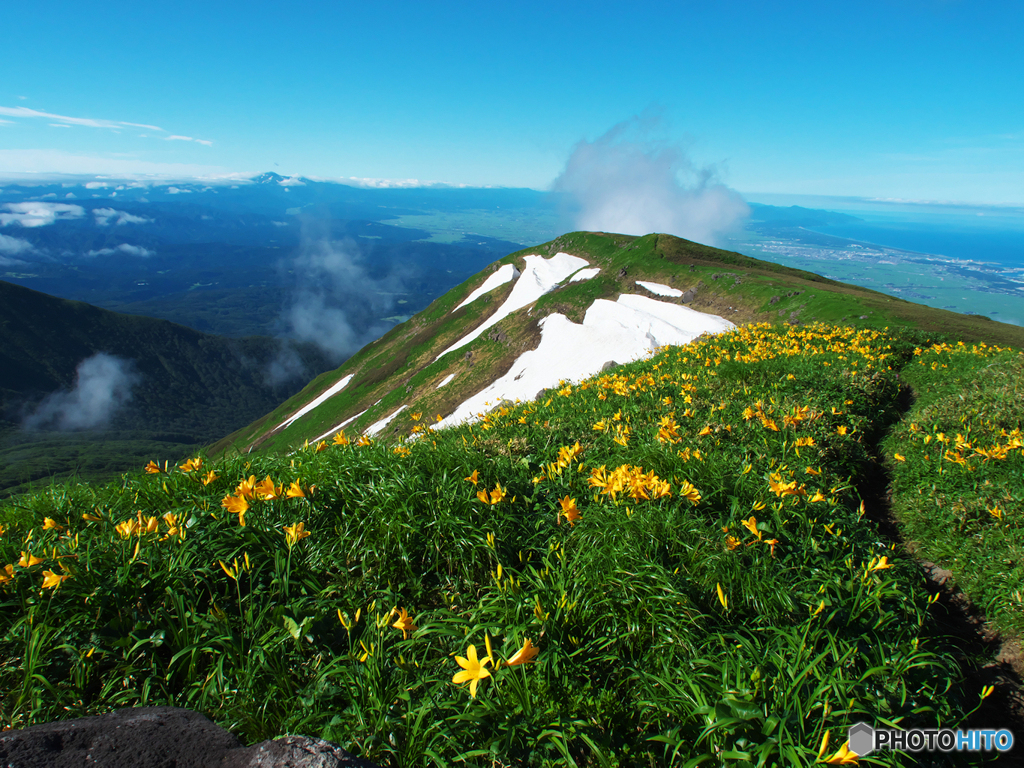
[
  {"x1": 454, "y1": 263, "x2": 520, "y2": 311},
  {"x1": 366, "y1": 405, "x2": 408, "y2": 437},
  {"x1": 569, "y1": 268, "x2": 601, "y2": 283},
  {"x1": 436, "y1": 373, "x2": 456, "y2": 389},
  {"x1": 312, "y1": 407, "x2": 366, "y2": 443},
  {"x1": 436, "y1": 252, "x2": 590, "y2": 360},
  {"x1": 635, "y1": 280, "x2": 682, "y2": 297},
  {"x1": 281, "y1": 374, "x2": 353, "y2": 429},
  {"x1": 436, "y1": 294, "x2": 735, "y2": 429}
]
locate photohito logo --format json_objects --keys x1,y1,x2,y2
[{"x1": 846, "y1": 722, "x2": 1013, "y2": 756}]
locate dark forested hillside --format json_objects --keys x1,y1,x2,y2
[{"x1": 0, "y1": 280, "x2": 332, "y2": 494}]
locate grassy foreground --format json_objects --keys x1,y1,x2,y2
[{"x1": 1, "y1": 322, "x2": 1018, "y2": 766}]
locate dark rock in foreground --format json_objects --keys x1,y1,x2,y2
[{"x1": 0, "y1": 707, "x2": 378, "y2": 768}]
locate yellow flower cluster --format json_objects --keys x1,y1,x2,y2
[
  {"x1": 588, "y1": 464, "x2": 674, "y2": 502},
  {"x1": 220, "y1": 475, "x2": 309, "y2": 526}
]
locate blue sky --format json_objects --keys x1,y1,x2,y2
[{"x1": 2, "y1": 0, "x2": 1022, "y2": 204}]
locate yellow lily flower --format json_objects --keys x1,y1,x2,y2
[
  {"x1": 825, "y1": 741, "x2": 859, "y2": 764},
  {"x1": 235, "y1": 476, "x2": 257, "y2": 500},
  {"x1": 201, "y1": 470, "x2": 219, "y2": 486},
  {"x1": 557, "y1": 497, "x2": 582, "y2": 526},
  {"x1": 286, "y1": 481, "x2": 305, "y2": 498},
  {"x1": 464, "y1": 469, "x2": 480, "y2": 485},
  {"x1": 506, "y1": 637, "x2": 539, "y2": 666},
  {"x1": 19, "y1": 551, "x2": 43, "y2": 568},
  {"x1": 42, "y1": 518, "x2": 63, "y2": 531},
  {"x1": 41, "y1": 569, "x2": 69, "y2": 589},
  {"x1": 452, "y1": 644, "x2": 491, "y2": 697},
  {"x1": 144, "y1": 461, "x2": 162, "y2": 474},
  {"x1": 222, "y1": 494, "x2": 249, "y2": 516},
  {"x1": 740, "y1": 516, "x2": 762, "y2": 540},
  {"x1": 283, "y1": 522, "x2": 311, "y2": 548},
  {"x1": 0, "y1": 564, "x2": 15, "y2": 584},
  {"x1": 867, "y1": 556, "x2": 893, "y2": 572},
  {"x1": 679, "y1": 480, "x2": 701, "y2": 505},
  {"x1": 391, "y1": 607, "x2": 417, "y2": 639},
  {"x1": 489, "y1": 483, "x2": 507, "y2": 504}
]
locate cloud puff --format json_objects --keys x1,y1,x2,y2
[
  {"x1": 268, "y1": 236, "x2": 402, "y2": 382},
  {"x1": 86, "y1": 243, "x2": 154, "y2": 257},
  {"x1": 22, "y1": 353, "x2": 139, "y2": 431},
  {"x1": 0, "y1": 233, "x2": 35, "y2": 256},
  {"x1": 93, "y1": 208, "x2": 152, "y2": 226},
  {"x1": 0, "y1": 202, "x2": 85, "y2": 227},
  {"x1": 552, "y1": 114, "x2": 749, "y2": 247}
]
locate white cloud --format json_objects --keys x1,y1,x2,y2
[
  {"x1": 86, "y1": 243, "x2": 154, "y2": 257},
  {"x1": 49, "y1": 123, "x2": 72, "y2": 128},
  {"x1": 0, "y1": 233, "x2": 35, "y2": 255},
  {"x1": 93, "y1": 208, "x2": 152, "y2": 226},
  {"x1": 0, "y1": 105, "x2": 164, "y2": 132},
  {"x1": 552, "y1": 114, "x2": 749, "y2": 247},
  {"x1": 0, "y1": 201, "x2": 85, "y2": 227},
  {"x1": 166, "y1": 134, "x2": 213, "y2": 146}
]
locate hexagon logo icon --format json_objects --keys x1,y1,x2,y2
[{"x1": 848, "y1": 722, "x2": 875, "y2": 756}]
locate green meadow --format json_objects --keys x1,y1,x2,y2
[{"x1": 1, "y1": 321, "x2": 1021, "y2": 766}]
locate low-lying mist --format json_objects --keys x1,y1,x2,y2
[
  {"x1": 267, "y1": 228, "x2": 410, "y2": 383},
  {"x1": 22, "y1": 352, "x2": 139, "y2": 431}
]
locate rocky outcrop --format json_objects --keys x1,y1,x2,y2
[{"x1": 0, "y1": 707, "x2": 378, "y2": 768}]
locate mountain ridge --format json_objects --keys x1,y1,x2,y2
[{"x1": 215, "y1": 231, "x2": 1024, "y2": 458}]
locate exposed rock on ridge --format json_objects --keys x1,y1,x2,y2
[{"x1": 0, "y1": 707, "x2": 378, "y2": 768}]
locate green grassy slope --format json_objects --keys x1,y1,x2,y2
[
  {"x1": 0, "y1": 280, "x2": 331, "y2": 496},
  {"x1": 2, "y1": 321, "x2": 1018, "y2": 766},
  {"x1": 216, "y1": 231, "x2": 1024, "y2": 458}
]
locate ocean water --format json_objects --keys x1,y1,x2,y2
[{"x1": 808, "y1": 213, "x2": 1024, "y2": 269}]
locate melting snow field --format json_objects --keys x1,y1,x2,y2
[
  {"x1": 569, "y1": 267, "x2": 601, "y2": 283},
  {"x1": 435, "y1": 294, "x2": 735, "y2": 429},
  {"x1": 436, "y1": 373, "x2": 456, "y2": 389},
  {"x1": 366, "y1": 405, "x2": 408, "y2": 437},
  {"x1": 635, "y1": 280, "x2": 682, "y2": 297},
  {"x1": 454, "y1": 263, "x2": 520, "y2": 311},
  {"x1": 437, "y1": 252, "x2": 590, "y2": 360},
  {"x1": 312, "y1": 408, "x2": 367, "y2": 443},
  {"x1": 281, "y1": 374, "x2": 353, "y2": 429}
]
